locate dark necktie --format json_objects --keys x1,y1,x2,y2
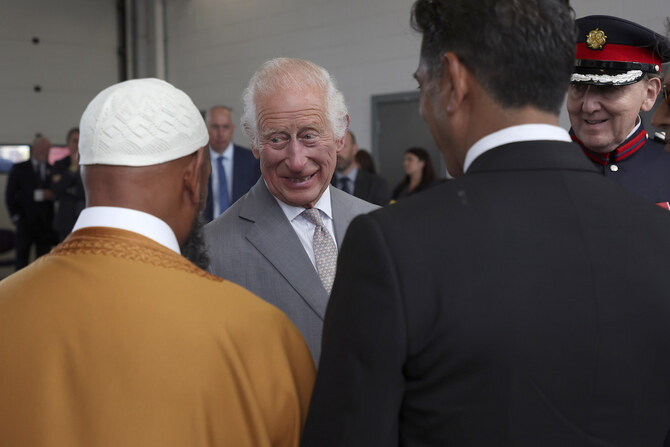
[
  {"x1": 217, "y1": 155, "x2": 230, "y2": 215},
  {"x1": 339, "y1": 177, "x2": 352, "y2": 195}
]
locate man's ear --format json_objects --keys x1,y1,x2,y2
[
  {"x1": 641, "y1": 77, "x2": 662, "y2": 112},
  {"x1": 184, "y1": 146, "x2": 208, "y2": 207},
  {"x1": 335, "y1": 115, "x2": 351, "y2": 154},
  {"x1": 443, "y1": 52, "x2": 469, "y2": 112}
]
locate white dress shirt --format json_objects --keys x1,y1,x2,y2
[
  {"x1": 463, "y1": 124, "x2": 572, "y2": 174},
  {"x1": 72, "y1": 206, "x2": 181, "y2": 254},
  {"x1": 275, "y1": 186, "x2": 336, "y2": 270},
  {"x1": 209, "y1": 143, "x2": 234, "y2": 217}
]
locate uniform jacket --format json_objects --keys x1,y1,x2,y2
[
  {"x1": 572, "y1": 124, "x2": 670, "y2": 207},
  {"x1": 303, "y1": 140, "x2": 670, "y2": 447},
  {"x1": 205, "y1": 179, "x2": 378, "y2": 362}
]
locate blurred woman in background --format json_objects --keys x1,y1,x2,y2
[{"x1": 391, "y1": 147, "x2": 437, "y2": 201}]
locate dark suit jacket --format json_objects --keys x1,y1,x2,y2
[
  {"x1": 204, "y1": 145, "x2": 261, "y2": 222},
  {"x1": 303, "y1": 141, "x2": 670, "y2": 446},
  {"x1": 5, "y1": 160, "x2": 54, "y2": 227},
  {"x1": 331, "y1": 170, "x2": 390, "y2": 206}
]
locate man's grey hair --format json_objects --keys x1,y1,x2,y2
[{"x1": 241, "y1": 58, "x2": 348, "y2": 149}]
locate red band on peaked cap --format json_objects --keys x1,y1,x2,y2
[{"x1": 576, "y1": 43, "x2": 662, "y2": 66}]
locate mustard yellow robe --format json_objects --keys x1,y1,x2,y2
[{"x1": 0, "y1": 227, "x2": 315, "y2": 447}]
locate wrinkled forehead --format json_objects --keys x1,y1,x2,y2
[{"x1": 256, "y1": 88, "x2": 327, "y2": 122}]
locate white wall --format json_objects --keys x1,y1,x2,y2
[
  {"x1": 0, "y1": 0, "x2": 118, "y2": 144},
  {"x1": 164, "y1": 0, "x2": 420, "y2": 152},
  {"x1": 165, "y1": 0, "x2": 668, "y2": 149},
  {"x1": 1, "y1": 0, "x2": 667, "y2": 147}
]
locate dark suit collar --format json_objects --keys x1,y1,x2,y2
[{"x1": 467, "y1": 140, "x2": 598, "y2": 175}]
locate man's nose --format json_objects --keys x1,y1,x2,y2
[
  {"x1": 285, "y1": 139, "x2": 307, "y2": 171},
  {"x1": 581, "y1": 87, "x2": 602, "y2": 114}
]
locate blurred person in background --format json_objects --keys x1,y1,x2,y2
[
  {"x1": 391, "y1": 146, "x2": 437, "y2": 201},
  {"x1": 203, "y1": 105, "x2": 261, "y2": 222},
  {"x1": 331, "y1": 130, "x2": 389, "y2": 206},
  {"x1": 355, "y1": 149, "x2": 376, "y2": 173},
  {"x1": 5, "y1": 135, "x2": 55, "y2": 270},
  {"x1": 52, "y1": 127, "x2": 85, "y2": 242}
]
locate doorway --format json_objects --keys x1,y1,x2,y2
[{"x1": 371, "y1": 91, "x2": 446, "y2": 193}]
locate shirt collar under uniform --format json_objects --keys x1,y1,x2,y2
[
  {"x1": 464, "y1": 124, "x2": 572, "y2": 173},
  {"x1": 72, "y1": 206, "x2": 181, "y2": 254}
]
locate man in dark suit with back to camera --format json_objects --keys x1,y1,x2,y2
[
  {"x1": 302, "y1": 1, "x2": 670, "y2": 446},
  {"x1": 5, "y1": 136, "x2": 55, "y2": 270},
  {"x1": 205, "y1": 58, "x2": 377, "y2": 363},
  {"x1": 203, "y1": 105, "x2": 261, "y2": 222},
  {"x1": 331, "y1": 130, "x2": 389, "y2": 205}
]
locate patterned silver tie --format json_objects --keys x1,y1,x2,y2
[{"x1": 301, "y1": 208, "x2": 338, "y2": 294}]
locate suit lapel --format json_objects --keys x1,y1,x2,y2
[
  {"x1": 330, "y1": 186, "x2": 357, "y2": 247},
  {"x1": 241, "y1": 180, "x2": 330, "y2": 319}
]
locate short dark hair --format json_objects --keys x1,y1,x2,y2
[
  {"x1": 66, "y1": 127, "x2": 79, "y2": 142},
  {"x1": 411, "y1": 0, "x2": 577, "y2": 114}
]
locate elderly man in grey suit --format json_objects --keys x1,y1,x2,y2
[{"x1": 205, "y1": 57, "x2": 377, "y2": 362}]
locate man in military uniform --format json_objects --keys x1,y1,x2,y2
[{"x1": 567, "y1": 15, "x2": 670, "y2": 209}]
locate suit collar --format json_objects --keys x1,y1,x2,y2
[
  {"x1": 464, "y1": 124, "x2": 572, "y2": 173},
  {"x1": 238, "y1": 179, "x2": 330, "y2": 318},
  {"x1": 467, "y1": 140, "x2": 599, "y2": 175},
  {"x1": 330, "y1": 186, "x2": 358, "y2": 247}
]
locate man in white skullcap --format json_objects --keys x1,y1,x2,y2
[{"x1": 0, "y1": 78, "x2": 315, "y2": 447}]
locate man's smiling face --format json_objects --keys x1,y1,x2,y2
[
  {"x1": 252, "y1": 87, "x2": 343, "y2": 208},
  {"x1": 567, "y1": 80, "x2": 654, "y2": 153}
]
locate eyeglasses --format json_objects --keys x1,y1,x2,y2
[{"x1": 663, "y1": 84, "x2": 670, "y2": 104}]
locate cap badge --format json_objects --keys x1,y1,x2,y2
[{"x1": 586, "y1": 28, "x2": 607, "y2": 50}]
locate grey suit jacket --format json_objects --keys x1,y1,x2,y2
[{"x1": 204, "y1": 178, "x2": 378, "y2": 362}]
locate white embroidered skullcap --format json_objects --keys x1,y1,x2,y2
[{"x1": 78, "y1": 78, "x2": 208, "y2": 166}]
